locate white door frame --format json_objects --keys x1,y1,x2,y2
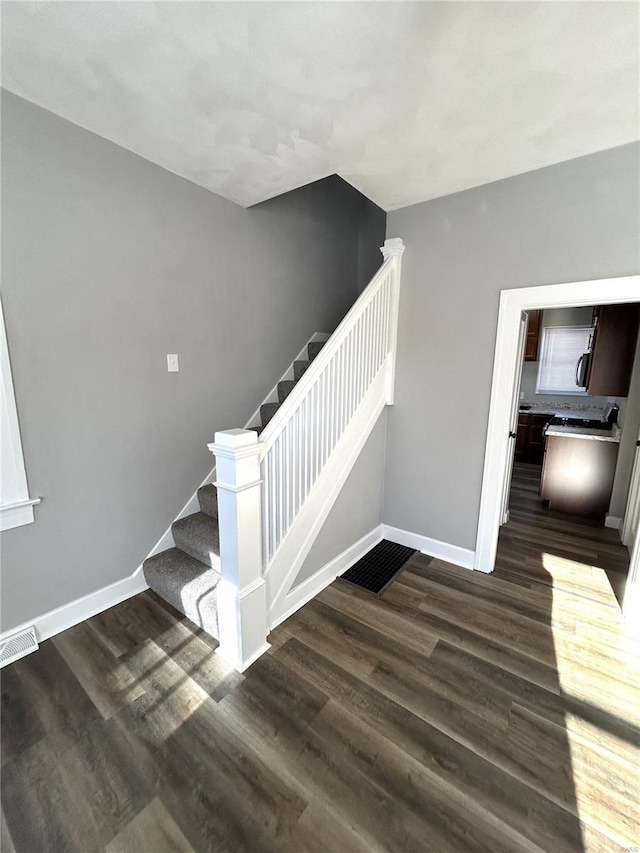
[
  {"x1": 621, "y1": 423, "x2": 640, "y2": 548},
  {"x1": 474, "y1": 275, "x2": 640, "y2": 617},
  {"x1": 500, "y1": 313, "x2": 528, "y2": 527}
]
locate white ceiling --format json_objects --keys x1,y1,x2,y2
[{"x1": 2, "y1": 2, "x2": 638, "y2": 211}]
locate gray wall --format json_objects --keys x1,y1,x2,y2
[
  {"x1": 0, "y1": 91, "x2": 384, "y2": 631},
  {"x1": 384, "y1": 143, "x2": 640, "y2": 551},
  {"x1": 293, "y1": 411, "x2": 387, "y2": 587},
  {"x1": 357, "y1": 199, "x2": 387, "y2": 293}
]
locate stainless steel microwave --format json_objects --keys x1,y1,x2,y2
[{"x1": 575, "y1": 351, "x2": 591, "y2": 388}]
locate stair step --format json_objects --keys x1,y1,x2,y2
[
  {"x1": 260, "y1": 401, "x2": 281, "y2": 428},
  {"x1": 143, "y1": 547, "x2": 219, "y2": 639},
  {"x1": 308, "y1": 341, "x2": 325, "y2": 361},
  {"x1": 248, "y1": 424, "x2": 264, "y2": 436},
  {"x1": 278, "y1": 379, "x2": 295, "y2": 403},
  {"x1": 172, "y1": 512, "x2": 220, "y2": 569},
  {"x1": 197, "y1": 484, "x2": 218, "y2": 518},
  {"x1": 294, "y1": 360, "x2": 310, "y2": 382}
]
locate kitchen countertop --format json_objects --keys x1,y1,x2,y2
[
  {"x1": 519, "y1": 404, "x2": 621, "y2": 442},
  {"x1": 544, "y1": 423, "x2": 621, "y2": 443},
  {"x1": 519, "y1": 404, "x2": 608, "y2": 418}
]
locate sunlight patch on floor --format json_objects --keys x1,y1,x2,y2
[
  {"x1": 543, "y1": 553, "x2": 639, "y2": 710},
  {"x1": 125, "y1": 638, "x2": 210, "y2": 741},
  {"x1": 570, "y1": 728, "x2": 640, "y2": 850},
  {"x1": 541, "y1": 552, "x2": 621, "y2": 604},
  {"x1": 541, "y1": 553, "x2": 640, "y2": 850}
]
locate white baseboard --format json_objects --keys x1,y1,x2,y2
[
  {"x1": 605, "y1": 515, "x2": 622, "y2": 530},
  {"x1": 0, "y1": 569, "x2": 149, "y2": 647},
  {"x1": 269, "y1": 525, "x2": 384, "y2": 630},
  {"x1": 382, "y1": 524, "x2": 475, "y2": 571}
]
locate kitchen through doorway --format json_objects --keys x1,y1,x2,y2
[
  {"x1": 504, "y1": 302, "x2": 640, "y2": 606},
  {"x1": 474, "y1": 276, "x2": 640, "y2": 627}
]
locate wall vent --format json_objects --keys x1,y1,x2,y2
[{"x1": 0, "y1": 626, "x2": 38, "y2": 668}]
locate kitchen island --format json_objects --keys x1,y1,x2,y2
[{"x1": 540, "y1": 420, "x2": 621, "y2": 520}]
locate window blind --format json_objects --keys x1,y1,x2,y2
[{"x1": 536, "y1": 326, "x2": 591, "y2": 394}]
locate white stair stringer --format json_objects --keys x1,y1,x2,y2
[{"x1": 266, "y1": 362, "x2": 390, "y2": 625}]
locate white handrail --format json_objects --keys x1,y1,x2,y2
[{"x1": 259, "y1": 237, "x2": 405, "y2": 568}]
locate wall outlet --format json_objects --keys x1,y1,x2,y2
[
  {"x1": 167, "y1": 354, "x2": 179, "y2": 372},
  {"x1": 520, "y1": 391, "x2": 524, "y2": 400}
]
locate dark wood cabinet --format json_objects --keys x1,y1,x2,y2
[
  {"x1": 515, "y1": 415, "x2": 529, "y2": 462},
  {"x1": 586, "y1": 304, "x2": 640, "y2": 397},
  {"x1": 540, "y1": 435, "x2": 619, "y2": 520},
  {"x1": 524, "y1": 310, "x2": 542, "y2": 362},
  {"x1": 515, "y1": 412, "x2": 550, "y2": 464}
]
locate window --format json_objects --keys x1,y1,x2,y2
[
  {"x1": 536, "y1": 325, "x2": 591, "y2": 395},
  {"x1": 1, "y1": 299, "x2": 40, "y2": 530}
]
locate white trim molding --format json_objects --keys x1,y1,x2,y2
[
  {"x1": 0, "y1": 497, "x2": 41, "y2": 532},
  {"x1": 605, "y1": 515, "x2": 622, "y2": 531},
  {"x1": 0, "y1": 568, "x2": 148, "y2": 648},
  {"x1": 270, "y1": 525, "x2": 384, "y2": 629},
  {"x1": 0, "y1": 298, "x2": 40, "y2": 531},
  {"x1": 383, "y1": 524, "x2": 475, "y2": 571},
  {"x1": 475, "y1": 275, "x2": 640, "y2": 576}
]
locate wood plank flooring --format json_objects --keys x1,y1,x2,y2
[{"x1": 2, "y1": 462, "x2": 639, "y2": 852}]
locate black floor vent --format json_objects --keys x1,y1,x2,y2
[{"x1": 340, "y1": 539, "x2": 416, "y2": 595}]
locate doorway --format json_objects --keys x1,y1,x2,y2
[{"x1": 474, "y1": 275, "x2": 640, "y2": 625}]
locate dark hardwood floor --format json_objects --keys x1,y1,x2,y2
[{"x1": 2, "y1": 463, "x2": 639, "y2": 852}]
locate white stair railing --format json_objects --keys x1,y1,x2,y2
[
  {"x1": 210, "y1": 237, "x2": 404, "y2": 670},
  {"x1": 260, "y1": 237, "x2": 404, "y2": 563}
]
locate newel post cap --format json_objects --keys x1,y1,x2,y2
[
  {"x1": 380, "y1": 237, "x2": 405, "y2": 260},
  {"x1": 208, "y1": 428, "x2": 260, "y2": 459}
]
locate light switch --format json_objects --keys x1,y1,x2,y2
[{"x1": 167, "y1": 354, "x2": 179, "y2": 372}]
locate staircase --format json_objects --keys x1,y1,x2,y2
[
  {"x1": 144, "y1": 237, "x2": 404, "y2": 671},
  {"x1": 142, "y1": 339, "x2": 327, "y2": 638}
]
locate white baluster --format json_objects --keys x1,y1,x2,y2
[
  {"x1": 276, "y1": 435, "x2": 284, "y2": 550},
  {"x1": 303, "y1": 396, "x2": 309, "y2": 503},
  {"x1": 269, "y1": 450, "x2": 276, "y2": 560},
  {"x1": 375, "y1": 286, "x2": 382, "y2": 369},
  {"x1": 366, "y1": 300, "x2": 374, "y2": 388},
  {"x1": 382, "y1": 274, "x2": 391, "y2": 357},
  {"x1": 336, "y1": 347, "x2": 343, "y2": 442},
  {"x1": 322, "y1": 368, "x2": 329, "y2": 467}
]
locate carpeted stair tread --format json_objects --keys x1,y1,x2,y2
[
  {"x1": 294, "y1": 360, "x2": 310, "y2": 382},
  {"x1": 278, "y1": 380, "x2": 295, "y2": 403},
  {"x1": 197, "y1": 484, "x2": 218, "y2": 518},
  {"x1": 143, "y1": 547, "x2": 219, "y2": 639},
  {"x1": 260, "y1": 401, "x2": 281, "y2": 427},
  {"x1": 248, "y1": 425, "x2": 264, "y2": 436},
  {"x1": 308, "y1": 341, "x2": 325, "y2": 361},
  {"x1": 172, "y1": 512, "x2": 220, "y2": 569}
]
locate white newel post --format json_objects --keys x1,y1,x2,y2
[
  {"x1": 381, "y1": 237, "x2": 405, "y2": 405},
  {"x1": 208, "y1": 429, "x2": 269, "y2": 672}
]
